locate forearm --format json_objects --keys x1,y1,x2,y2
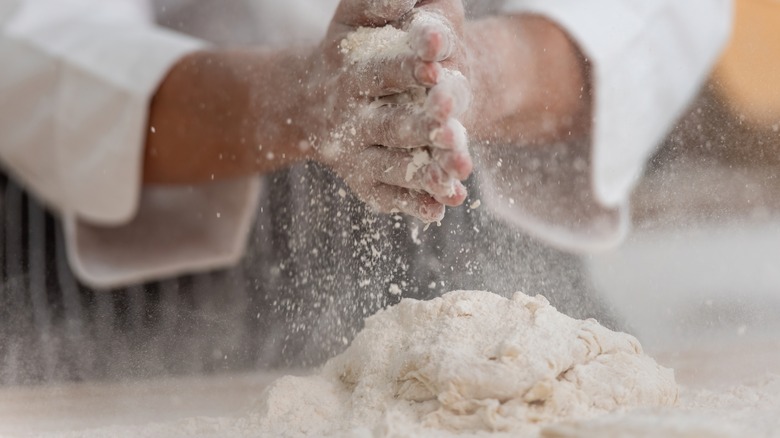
[
  {"x1": 464, "y1": 15, "x2": 592, "y2": 146},
  {"x1": 144, "y1": 48, "x2": 314, "y2": 184}
]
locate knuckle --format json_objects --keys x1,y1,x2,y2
[{"x1": 378, "y1": 114, "x2": 399, "y2": 146}]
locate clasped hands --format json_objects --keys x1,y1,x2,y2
[{"x1": 303, "y1": 0, "x2": 473, "y2": 222}]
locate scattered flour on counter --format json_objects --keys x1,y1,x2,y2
[
  {"x1": 340, "y1": 25, "x2": 411, "y2": 64},
  {"x1": 34, "y1": 375, "x2": 780, "y2": 438},
  {"x1": 539, "y1": 373, "x2": 780, "y2": 438},
  {"x1": 254, "y1": 290, "x2": 678, "y2": 437},
  {"x1": 32, "y1": 292, "x2": 780, "y2": 437}
]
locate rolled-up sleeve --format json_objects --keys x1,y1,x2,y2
[
  {"x1": 479, "y1": 0, "x2": 732, "y2": 251},
  {"x1": 0, "y1": 0, "x2": 260, "y2": 288}
]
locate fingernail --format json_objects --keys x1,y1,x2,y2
[{"x1": 415, "y1": 62, "x2": 440, "y2": 86}]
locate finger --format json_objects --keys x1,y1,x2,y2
[
  {"x1": 430, "y1": 119, "x2": 473, "y2": 182},
  {"x1": 430, "y1": 117, "x2": 469, "y2": 151},
  {"x1": 366, "y1": 147, "x2": 466, "y2": 205},
  {"x1": 346, "y1": 55, "x2": 442, "y2": 96},
  {"x1": 357, "y1": 73, "x2": 471, "y2": 149},
  {"x1": 404, "y1": 0, "x2": 465, "y2": 62},
  {"x1": 366, "y1": 147, "x2": 431, "y2": 187},
  {"x1": 419, "y1": 162, "x2": 468, "y2": 206},
  {"x1": 358, "y1": 90, "x2": 470, "y2": 150},
  {"x1": 364, "y1": 184, "x2": 445, "y2": 223},
  {"x1": 407, "y1": 13, "x2": 457, "y2": 62},
  {"x1": 333, "y1": 0, "x2": 417, "y2": 27},
  {"x1": 432, "y1": 148, "x2": 473, "y2": 182},
  {"x1": 425, "y1": 70, "x2": 472, "y2": 121},
  {"x1": 359, "y1": 104, "x2": 437, "y2": 149}
]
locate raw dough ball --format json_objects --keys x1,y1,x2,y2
[{"x1": 257, "y1": 291, "x2": 678, "y2": 437}]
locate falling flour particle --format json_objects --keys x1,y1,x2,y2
[
  {"x1": 340, "y1": 25, "x2": 412, "y2": 64},
  {"x1": 388, "y1": 284, "x2": 402, "y2": 296},
  {"x1": 410, "y1": 224, "x2": 422, "y2": 245},
  {"x1": 255, "y1": 291, "x2": 679, "y2": 437},
  {"x1": 469, "y1": 199, "x2": 482, "y2": 210}
]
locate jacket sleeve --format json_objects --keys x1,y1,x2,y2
[
  {"x1": 0, "y1": 0, "x2": 204, "y2": 224},
  {"x1": 478, "y1": 0, "x2": 732, "y2": 251},
  {"x1": 0, "y1": 0, "x2": 260, "y2": 288}
]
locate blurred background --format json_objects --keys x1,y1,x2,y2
[
  {"x1": 585, "y1": 0, "x2": 780, "y2": 393},
  {"x1": 592, "y1": 0, "x2": 780, "y2": 353}
]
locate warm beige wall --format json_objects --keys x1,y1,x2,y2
[{"x1": 714, "y1": 0, "x2": 780, "y2": 128}]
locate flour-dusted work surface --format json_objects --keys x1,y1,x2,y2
[
  {"x1": 0, "y1": 372, "x2": 288, "y2": 436},
  {"x1": 1, "y1": 291, "x2": 779, "y2": 438},
  {"x1": 254, "y1": 291, "x2": 677, "y2": 437}
]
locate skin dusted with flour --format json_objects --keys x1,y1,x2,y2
[{"x1": 143, "y1": 0, "x2": 591, "y2": 223}]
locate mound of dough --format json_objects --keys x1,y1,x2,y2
[{"x1": 256, "y1": 291, "x2": 678, "y2": 437}]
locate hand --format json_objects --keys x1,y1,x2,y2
[
  {"x1": 300, "y1": 0, "x2": 473, "y2": 222},
  {"x1": 402, "y1": 0, "x2": 474, "y2": 193},
  {"x1": 399, "y1": 3, "x2": 591, "y2": 147}
]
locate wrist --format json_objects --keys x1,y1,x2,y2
[
  {"x1": 463, "y1": 15, "x2": 592, "y2": 145},
  {"x1": 245, "y1": 47, "x2": 318, "y2": 167}
]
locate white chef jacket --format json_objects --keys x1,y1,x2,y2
[{"x1": 0, "y1": 0, "x2": 732, "y2": 289}]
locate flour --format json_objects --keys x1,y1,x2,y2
[
  {"x1": 33, "y1": 375, "x2": 780, "y2": 438},
  {"x1": 406, "y1": 149, "x2": 432, "y2": 182},
  {"x1": 388, "y1": 283, "x2": 402, "y2": 296},
  {"x1": 336, "y1": 23, "x2": 469, "y2": 210},
  {"x1": 254, "y1": 290, "x2": 678, "y2": 437},
  {"x1": 340, "y1": 25, "x2": 411, "y2": 64},
  {"x1": 29, "y1": 291, "x2": 780, "y2": 437},
  {"x1": 538, "y1": 373, "x2": 780, "y2": 438}
]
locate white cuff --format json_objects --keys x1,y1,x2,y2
[
  {"x1": 3, "y1": 1, "x2": 205, "y2": 224},
  {"x1": 476, "y1": 143, "x2": 628, "y2": 254},
  {"x1": 64, "y1": 178, "x2": 261, "y2": 289},
  {"x1": 501, "y1": 0, "x2": 731, "y2": 208}
]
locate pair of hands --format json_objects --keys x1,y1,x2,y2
[
  {"x1": 146, "y1": 2, "x2": 591, "y2": 210},
  {"x1": 301, "y1": 0, "x2": 474, "y2": 223}
]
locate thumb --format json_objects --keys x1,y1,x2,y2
[{"x1": 333, "y1": 0, "x2": 418, "y2": 27}]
